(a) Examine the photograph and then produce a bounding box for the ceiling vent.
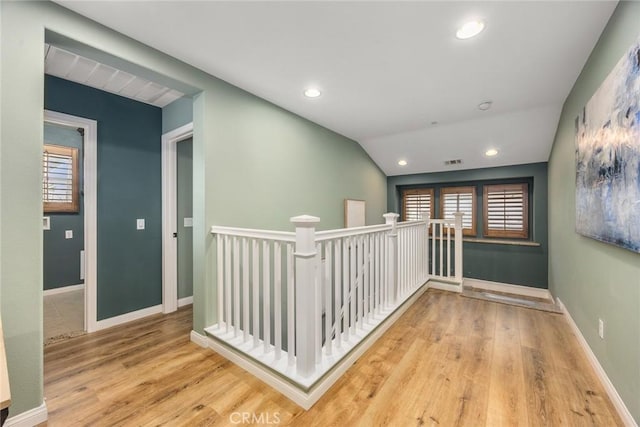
[444,159,462,165]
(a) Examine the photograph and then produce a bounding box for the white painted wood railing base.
[202,279,429,409]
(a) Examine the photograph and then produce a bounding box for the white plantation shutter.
[402,188,434,221]
[441,186,476,236]
[483,183,528,238]
[43,144,79,213]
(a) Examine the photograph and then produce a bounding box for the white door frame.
[44,110,98,333]
[162,122,194,314]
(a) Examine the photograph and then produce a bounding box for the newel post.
[383,213,399,304]
[290,214,320,378]
[453,212,464,285]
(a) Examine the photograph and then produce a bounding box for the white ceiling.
[45,44,184,108]
[56,1,617,175]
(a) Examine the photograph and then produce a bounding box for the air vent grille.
[444,159,462,165]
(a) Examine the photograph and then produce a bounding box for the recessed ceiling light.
[304,87,321,98]
[485,149,498,157]
[398,160,408,166]
[456,20,485,40]
[478,101,493,111]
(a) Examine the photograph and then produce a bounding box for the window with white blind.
[43,144,79,213]
[440,186,476,236]
[401,188,434,221]
[483,183,529,238]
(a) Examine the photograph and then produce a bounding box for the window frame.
[440,186,477,236]
[483,183,529,239]
[401,187,435,222]
[43,144,80,213]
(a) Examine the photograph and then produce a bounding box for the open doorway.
[43,111,98,343]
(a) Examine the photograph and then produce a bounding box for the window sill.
[462,237,541,247]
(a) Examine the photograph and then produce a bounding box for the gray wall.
[548,1,640,422]
[162,96,193,134]
[1,1,387,415]
[45,75,163,321]
[388,162,548,288]
[43,123,84,290]
[177,138,193,300]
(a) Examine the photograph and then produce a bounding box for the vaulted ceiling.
[56,1,617,175]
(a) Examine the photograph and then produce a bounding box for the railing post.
[453,212,464,285]
[421,211,430,281]
[383,213,399,304]
[291,214,320,378]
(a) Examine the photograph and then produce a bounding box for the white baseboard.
[557,298,637,427]
[202,283,429,410]
[96,304,163,331]
[463,277,551,300]
[5,401,48,427]
[428,281,462,293]
[190,330,209,348]
[178,296,193,307]
[43,283,84,297]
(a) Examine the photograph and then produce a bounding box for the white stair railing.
[206,211,461,392]
[428,212,464,285]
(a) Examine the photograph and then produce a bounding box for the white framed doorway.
[161,122,194,314]
[44,110,98,333]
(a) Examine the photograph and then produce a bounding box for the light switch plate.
[43,217,51,231]
[65,230,73,239]
[183,217,193,228]
[137,219,145,230]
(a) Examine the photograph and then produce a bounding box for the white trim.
[44,110,97,333]
[190,330,209,348]
[162,122,193,315]
[5,401,48,427]
[557,298,637,427]
[203,284,429,410]
[95,304,162,331]
[463,277,551,300]
[428,280,463,293]
[43,283,84,297]
[178,296,193,307]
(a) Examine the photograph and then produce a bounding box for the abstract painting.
[575,34,640,253]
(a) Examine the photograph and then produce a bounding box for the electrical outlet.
[598,318,604,339]
[65,230,73,239]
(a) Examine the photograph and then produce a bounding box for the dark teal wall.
[388,162,548,288]
[43,123,84,290]
[45,75,162,320]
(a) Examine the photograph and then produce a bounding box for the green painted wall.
[177,138,193,300]
[548,1,640,422]
[43,123,85,290]
[162,97,193,134]
[388,163,548,288]
[0,1,387,416]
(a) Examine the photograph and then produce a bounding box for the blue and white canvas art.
[575,35,640,253]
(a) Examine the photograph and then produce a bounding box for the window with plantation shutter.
[43,144,79,213]
[440,186,476,236]
[401,188,434,221]
[483,183,529,238]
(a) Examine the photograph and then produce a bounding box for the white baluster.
[325,242,333,355]
[263,240,271,353]
[242,238,249,341]
[224,235,231,333]
[252,239,259,347]
[274,241,282,360]
[342,237,349,342]
[286,244,294,365]
[334,240,342,349]
[216,235,223,327]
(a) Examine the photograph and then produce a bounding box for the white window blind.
[441,186,476,235]
[402,188,434,221]
[483,183,528,238]
[43,144,79,213]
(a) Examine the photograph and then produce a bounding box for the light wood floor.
[43,290,623,426]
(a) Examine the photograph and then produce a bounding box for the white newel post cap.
[420,210,431,221]
[290,215,320,227]
[383,212,399,225]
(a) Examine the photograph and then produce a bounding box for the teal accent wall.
[43,123,85,290]
[162,97,193,134]
[177,138,193,299]
[548,1,640,422]
[0,1,386,415]
[388,162,548,288]
[45,75,163,320]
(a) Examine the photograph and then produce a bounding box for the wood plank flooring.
[43,290,623,426]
